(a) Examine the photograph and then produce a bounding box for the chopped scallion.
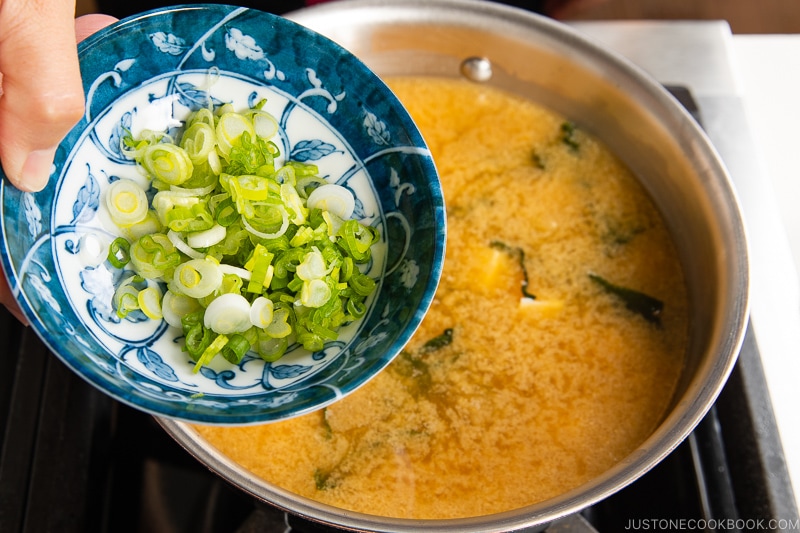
[105,99,380,372]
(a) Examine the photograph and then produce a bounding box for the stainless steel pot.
[159,1,750,531]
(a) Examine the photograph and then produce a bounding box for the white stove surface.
[570,20,800,512]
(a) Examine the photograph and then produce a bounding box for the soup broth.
[195,77,688,519]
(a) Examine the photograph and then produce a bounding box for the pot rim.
[159,1,750,530]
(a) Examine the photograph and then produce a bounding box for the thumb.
[75,13,118,43]
[0,0,86,192]
[0,9,116,324]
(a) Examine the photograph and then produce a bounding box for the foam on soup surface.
[195,77,688,519]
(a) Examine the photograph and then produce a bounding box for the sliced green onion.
[162,290,202,329]
[300,278,332,308]
[219,264,252,281]
[216,112,255,157]
[307,183,355,220]
[142,143,194,185]
[113,276,141,319]
[273,247,305,279]
[214,197,239,226]
[281,182,308,225]
[340,256,355,282]
[252,110,278,140]
[170,181,217,198]
[232,175,271,201]
[241,206,289,240]
[204,273,244,306]
[193,333,229,373]
[167,229,205,260]
[274,164,296,185]
[107,237,131,268]
[115,100,380,372]
[208,149,222,175]
[106,179,149,226]
[121,210,163,241]
[207,222,250,259]
[187,107,215,128]
[349,272,377,297]
[130,233,181,279]
[346,297,367,318]
[290,161,319,177]
[203,293,252,334]
[250,296,274,328]
[287,276,304,293]
[137,286,163,320]
[244,244,274,293]
[180,122,217,164]
[256,334,288,362]
[187,224,226,248]
[296,328,325,352]
[152,191,202,226]
[182,310,213,359]
[173,258,223,298]
[307,320,338,341]
[263,306,292,338]
[220,334,250,364]
[164,201,214,233]
[338,220,379,262]
[184,323,211,359]
[322,210,345,239]
[289,225,315,248]
[297,176,329,197]
[296,247,329,281]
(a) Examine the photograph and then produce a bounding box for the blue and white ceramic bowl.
[0,4,445,424]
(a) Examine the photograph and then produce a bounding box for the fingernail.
[20,148,57,192]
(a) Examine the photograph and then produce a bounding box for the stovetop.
[2,20,800,533]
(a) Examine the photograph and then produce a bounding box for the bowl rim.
[0,2,446,425]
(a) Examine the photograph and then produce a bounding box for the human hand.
[0,7,117,323]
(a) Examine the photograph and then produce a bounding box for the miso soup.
[195,77,688,519]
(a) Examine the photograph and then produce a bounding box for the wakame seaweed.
[561,121,581,152]
[532,151,546,170]
[589,273,663,324]
[314,468,337,490]
[490,241,536,300]
[421,328,454,353]
[320,408,333,440]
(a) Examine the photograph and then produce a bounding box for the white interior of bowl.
[56,73,386,396]
[160,1,750,530]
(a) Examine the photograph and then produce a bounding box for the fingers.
[0,8,118,325]
[75,13,118,43]
[0,0,85,192]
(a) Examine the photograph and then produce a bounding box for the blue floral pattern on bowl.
[0,5,445,424]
